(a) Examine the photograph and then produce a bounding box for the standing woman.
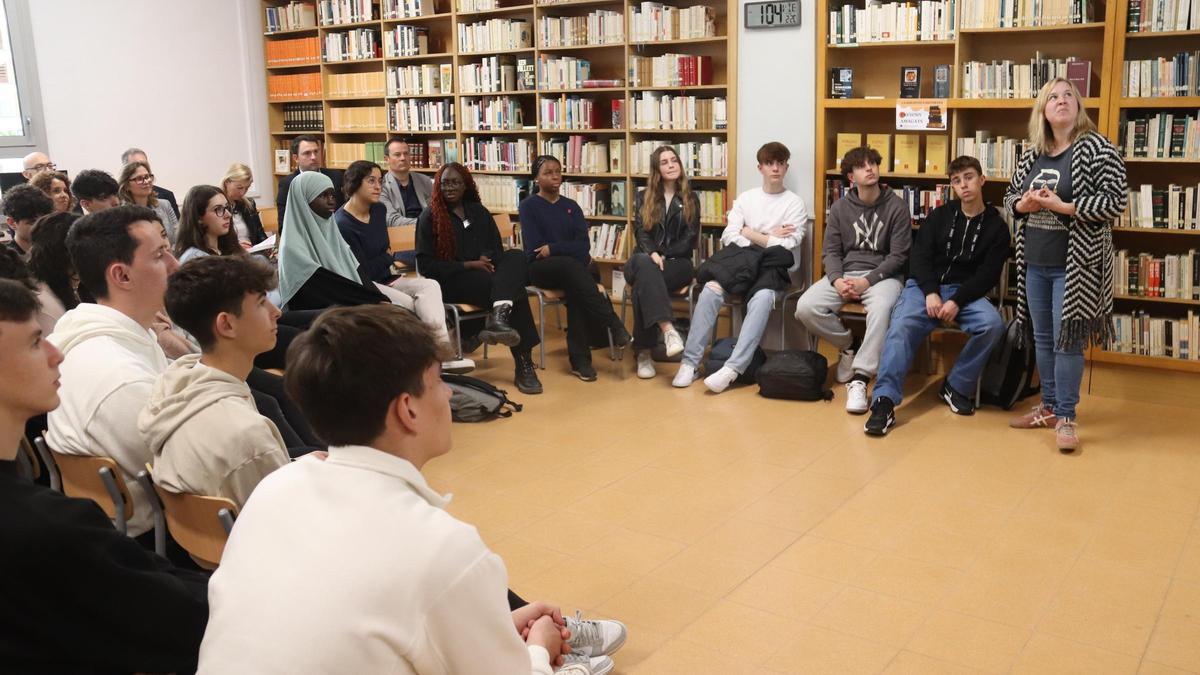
[519,155,629,381]
[416,162,543,394]
[1004,77,1126,453]
[119,160,179,243]
[174,186,242,264]
[624,146,697,379]
[221,163,269,248]
[30,170,74,214]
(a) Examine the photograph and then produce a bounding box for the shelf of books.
[262,0,736,295]
[1098,0,1200,370]
[818,0,1200,374]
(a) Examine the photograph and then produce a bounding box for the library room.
[1,0,1198,672]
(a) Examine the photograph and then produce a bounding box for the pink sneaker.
[1010,404,1056,429]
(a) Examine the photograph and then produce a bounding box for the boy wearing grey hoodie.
[795,147,910,414]
[140,255,293,510]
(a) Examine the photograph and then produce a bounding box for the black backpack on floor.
[980,318,1040,410]
[442,374,522,422]
[756,350,835,401]
[703,337,765,384]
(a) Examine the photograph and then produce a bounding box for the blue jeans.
[1026,264,1085,419]
[681,284,776,374]
[872,280,1006,406]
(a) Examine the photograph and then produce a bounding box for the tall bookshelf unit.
[815,0,1200,375]
[1103,0,1200,373]
[261,0,737,294]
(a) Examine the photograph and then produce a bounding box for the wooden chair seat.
[151,481,237,569]
[52,451,133,533]
[451,302,486,313]
[840,302,867,315]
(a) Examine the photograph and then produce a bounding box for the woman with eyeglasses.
[175,185,243,264]
[415,162,543,394]
[119,160,179,243]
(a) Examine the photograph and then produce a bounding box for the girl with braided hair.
[415,163,543,394]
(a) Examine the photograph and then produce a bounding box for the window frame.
[0,0,46,154]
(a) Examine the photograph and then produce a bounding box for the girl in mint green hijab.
[277,171,372,308]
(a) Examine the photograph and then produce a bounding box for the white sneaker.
[636,351,656,379]
[441,358,476,374]
[836,349,856,383]
[845,380,869,414]
[672,363,697,388]
[560,653,613,675]
[566,611,627,658]
[663,329,684,358]
[703,366,739,393]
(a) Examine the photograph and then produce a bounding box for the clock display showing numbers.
[744,0,800,29]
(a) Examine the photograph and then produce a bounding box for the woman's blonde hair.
[1028,77,1096,155]
[117,160,160,209]
[222,162,254,212]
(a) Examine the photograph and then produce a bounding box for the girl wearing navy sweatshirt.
[519,155,629,381]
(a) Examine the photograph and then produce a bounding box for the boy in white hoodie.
[46,205,179,540]
[140,255,293,510]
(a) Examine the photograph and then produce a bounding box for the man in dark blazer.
[275,135,346,228]
[121,148,179,218]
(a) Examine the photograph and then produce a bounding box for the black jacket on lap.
[697,244,794,299]
[910,200,1011,306]
[0,465,208,675]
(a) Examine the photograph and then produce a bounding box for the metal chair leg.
[537,296,547,369]
[34,436,60,493]
[448,305,464,360]
[98,466,127,535]
[218,508,236,536]
[135,469,166,557]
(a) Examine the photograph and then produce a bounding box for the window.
[0,0,43,152]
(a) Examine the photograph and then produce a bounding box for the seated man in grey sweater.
[795,146,910,415]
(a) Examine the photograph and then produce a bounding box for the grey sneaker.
[566,610,627,657]
[663,328,684,358]
[636,350,656,379]
[1056,418,1079,453]
[560,653,613,675]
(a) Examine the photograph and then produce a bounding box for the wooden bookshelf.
[262,0,736,286]
[819,0,1200,376]
[1103,0,1200,371]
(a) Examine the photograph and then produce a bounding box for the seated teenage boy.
[199,305,626,675]
[865,156,1009,435]
[46,205,179,541]
[673,141,807,393]
[0,279,209,674]
[794,146,910,414]
[139,255,297,510]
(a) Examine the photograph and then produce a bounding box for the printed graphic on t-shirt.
[852,213,886,251]
[1027,168,1066,233]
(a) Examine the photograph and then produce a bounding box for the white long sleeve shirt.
[198,445,553,675]
[46,303,170,537]
[720,186,808,250]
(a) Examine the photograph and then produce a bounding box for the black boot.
[513,351,543,394]
[480,303,521,347]
[609,318,631,348]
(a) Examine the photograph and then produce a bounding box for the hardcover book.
[933,65,951,98]
[900,66,921,98]
[866,133,892,173]
[894,134,920,173]
[1066,59,1093,97]
[830,67,853,98]
[836,133,862,164]
[925,135,948,175]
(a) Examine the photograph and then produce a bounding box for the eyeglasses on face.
[28,162,56,172]
[131,174,155,185]
[441,178,464,188]
[210,205,232,217]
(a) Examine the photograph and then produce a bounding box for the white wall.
[736,0,816,210]
[27,0,271,204]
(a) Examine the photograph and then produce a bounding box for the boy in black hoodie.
[865,156,1010,436]
[0,278,209,673]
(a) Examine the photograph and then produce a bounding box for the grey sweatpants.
[793,272,903,378]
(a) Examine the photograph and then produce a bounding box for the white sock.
[492,300,513,309]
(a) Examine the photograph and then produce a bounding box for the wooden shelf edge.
[1113,295,1200,306]
[1112,227,1200,235]
[1089,350,1200,372]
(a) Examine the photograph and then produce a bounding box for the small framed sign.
[745,0,801,29]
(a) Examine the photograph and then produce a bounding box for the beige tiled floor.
[430,334,1200,674]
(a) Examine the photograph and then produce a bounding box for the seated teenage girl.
[518,155,629,381]
[415,162,543,394]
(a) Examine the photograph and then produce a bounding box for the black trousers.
[623,253,694,350]
[528,256,619,361]
[434,249,539,354]
[246,367,325,452]
[253,309,324,372]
